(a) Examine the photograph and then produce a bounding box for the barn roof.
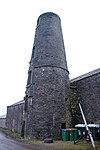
[0,114,6,119]
[71,68,100,82]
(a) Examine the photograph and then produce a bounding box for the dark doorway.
[21,121,25,138]
[61,123,66,129]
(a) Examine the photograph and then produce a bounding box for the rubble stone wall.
[71,69,100,124]
[6,101,24,133]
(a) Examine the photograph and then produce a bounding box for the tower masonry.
[24,12,71,139]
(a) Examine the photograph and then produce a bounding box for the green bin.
[62,129,69,141]
[67,128,78,141]
[69,130,74,141]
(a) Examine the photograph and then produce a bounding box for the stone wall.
[6,100,24,133]
[69,86,82,126]
[71,68,100,124]
[25,67,71,139]
[0,118,6,128]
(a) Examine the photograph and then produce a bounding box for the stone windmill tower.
[24,12,71,139]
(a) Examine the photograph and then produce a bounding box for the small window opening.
[27,70,32,85]
[65,98,68,101]
[24,95,28,112]
[61,123,66,129]
[21,120,25,138]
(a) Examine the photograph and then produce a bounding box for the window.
[24,95,28,112]
[27,70,32,85]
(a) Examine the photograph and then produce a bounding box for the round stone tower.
[25,12,71,139]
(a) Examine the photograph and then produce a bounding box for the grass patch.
[0,127,22,139]
[0,128,100,150]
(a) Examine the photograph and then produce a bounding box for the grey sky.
[0,0,100,115]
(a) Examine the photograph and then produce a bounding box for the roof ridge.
[71,68,100,82]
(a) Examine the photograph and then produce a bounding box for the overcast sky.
[0,0,100,115]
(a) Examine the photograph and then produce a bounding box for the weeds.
[0,128,100,150]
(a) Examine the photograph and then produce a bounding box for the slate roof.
[7,100,25,108]
[71,68,100,82]
[0,114,6,119]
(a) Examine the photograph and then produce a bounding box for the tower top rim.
[37,12,60,21]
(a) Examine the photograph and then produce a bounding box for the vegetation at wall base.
[0,128,100,150]
[0,127,22,139]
